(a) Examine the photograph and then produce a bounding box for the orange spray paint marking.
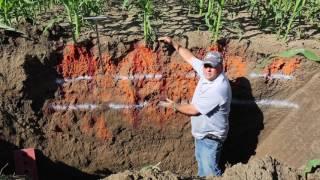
[196,48,207,60]
[224,55,247,80]
[80,114,95,136]
[157,45,168,101]
[208,44,220,52]
[80,114,112,140]
[95,116,112,140]
[264,58,301,75]
[131,45,156,127]
[131,44,157,73]
[116,44,158,128]
[59,44,98,78]
[196,45,225,61]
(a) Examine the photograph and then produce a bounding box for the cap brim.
[203,61,220,68]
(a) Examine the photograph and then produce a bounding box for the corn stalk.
[205,0,225,43]
[60,0,81,42]
[0,0,57,26]
[0,0,14,25]
[60,0,103,43]
[140,0,154,43]
[199,0,205,15]
[284,0,306,40]
[123,0,155,45]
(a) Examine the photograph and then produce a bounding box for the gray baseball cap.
[203,51,223,67]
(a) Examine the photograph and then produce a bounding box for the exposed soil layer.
[1,1,320,179]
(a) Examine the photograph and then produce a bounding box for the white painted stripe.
[255,99,299,108]
[232,99,299,109]
[50,103,99,111]
[114,73,163,81]
[249,72,293,80]
[49,98,299,111]
[55,75,93,84]
[108,101,148,109]
[55,72,200,84]
[49,101,148,111]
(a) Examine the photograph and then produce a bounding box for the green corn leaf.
[23,0,35,4]
[43,16,62,33]
[274,48,320,62]
[304,159,320,176]
[0,23,25,34]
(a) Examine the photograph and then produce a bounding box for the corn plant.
[199,0,205,15]
[248,0,260,18]
[304,0,320,26]
[284,0,306,40]
[248,0,308,40]
[0,0,34,25]
[0,0,56,27]
[0,0,14,25]
[60,0,103,43]
[123,0,155,45]
[205,0,225,43]
[140,0,154,44]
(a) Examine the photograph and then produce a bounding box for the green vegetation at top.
[122,0,155,45]
[274,48,320,62]
[186,0,320,41]
[60,0,104,42]
[0,0,104,43]
[205,0,225,42]
[1,0,319,43]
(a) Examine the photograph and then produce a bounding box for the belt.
[204,134,221,141]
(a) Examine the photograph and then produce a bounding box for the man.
[159,36,232,177]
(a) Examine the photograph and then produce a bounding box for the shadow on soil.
[0,139,16,175]
[0,140,100,180]
[36,150,101,180]
[221,77,264,167]
[23,53,62,113]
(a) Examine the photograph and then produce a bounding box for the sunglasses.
[204,64,215,68]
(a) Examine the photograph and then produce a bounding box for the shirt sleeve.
[191,57,203,77]
[192,91,223,115]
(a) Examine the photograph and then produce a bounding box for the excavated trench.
[1,31,320,179]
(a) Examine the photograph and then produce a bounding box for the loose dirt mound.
[103,156,320,180]
[220,156,300,180]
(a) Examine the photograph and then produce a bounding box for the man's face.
[202,63,221,81]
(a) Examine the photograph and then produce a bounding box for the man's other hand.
[159,98,175,109]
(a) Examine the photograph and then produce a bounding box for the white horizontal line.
[49,102,148,111]
[232,99,299,109]
[49,103,98,111]
[55,75,93,84]
[249,72,293,80]
[49,98,299,112]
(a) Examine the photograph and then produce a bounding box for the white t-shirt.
[190,57,232,141]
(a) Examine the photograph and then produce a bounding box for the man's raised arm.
[158,36,196,65]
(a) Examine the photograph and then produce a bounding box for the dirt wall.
[1,28,320,179]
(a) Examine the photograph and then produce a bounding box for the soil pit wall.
[41,37,307,176]
[1,32,320,179]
